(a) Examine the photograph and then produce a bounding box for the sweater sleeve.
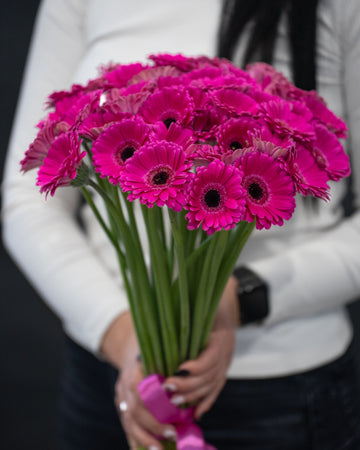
[2,0,223,353]
[1,0,128,353]
[247,0,360,326]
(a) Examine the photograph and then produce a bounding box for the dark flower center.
[163,117,176,129]
[153,171,169,185]
[121,147,135,162]
[204,189,221,208]
[248,182,264,200]
[230,141,242,151]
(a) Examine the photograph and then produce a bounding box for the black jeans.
[59,337,360,450]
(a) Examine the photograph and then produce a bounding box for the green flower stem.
[167,233,175,284]
[88,181,164,374]
[200,221,255,349]
[81,186,119,251]
[81,185,134,303]
[185,234,212,271]
[82,139,93,159]
[118,189,144,259]
[190,231,230,359]
[142,205,179,376]
[115,205,164,375]
[200,229,229,320]
[184,226,199,259]
[168,209,190,362]
[155,205,167,251]
[188,233,220,360]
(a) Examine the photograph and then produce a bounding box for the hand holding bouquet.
[21,53,350,449]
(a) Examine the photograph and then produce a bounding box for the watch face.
[234,267,269,324]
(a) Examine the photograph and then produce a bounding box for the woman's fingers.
[168,379,219,406]
[115,364,177,448]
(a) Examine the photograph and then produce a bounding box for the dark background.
[1,2,64,449]
[1,2,360,450]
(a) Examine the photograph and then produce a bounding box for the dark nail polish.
[136,354,142,362]
[174,369,190,377]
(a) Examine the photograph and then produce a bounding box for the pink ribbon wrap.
[138,374,217,450]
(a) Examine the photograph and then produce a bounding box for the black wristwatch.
[233,266,269,325]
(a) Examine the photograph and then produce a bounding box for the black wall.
[1,2,64,449]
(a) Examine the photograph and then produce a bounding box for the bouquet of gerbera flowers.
[21,53,350,450]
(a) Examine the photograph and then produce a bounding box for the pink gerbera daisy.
[249,125,295,160]
[217,117,261,153]
[92,118,150,184]
[103,89,151,115]
[150,122,194,150]
[36,130,85,197]
[236,151,296,229]
[311,124,351,181]
[120,141,192,211]
[139,87,194,128]
[286,145,330,200]
[102,62,147,88]
[128,65,181,85]
[185,160,246,234]
[78,105,132,140]
[191,105,225,140]
[62,91,101,127]
[149,53,196,72]
[260,99,315,143]
[190,143,224,167]
[303,93,348,138]
[211,88,259,116]
[21,121,69,172]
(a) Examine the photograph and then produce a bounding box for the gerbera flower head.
[247,62,296,99]
[36,130,85,197]
[102,62,147,88]
[92,118,150,184]
[149,53,196,72]
[236,151,296,229]
[311,124,351,181]
[303,93,348,138]
[190,143,223,167]
[185,65,224,83]
[286,145,330,200]
[211,88,259,116]
[250,125,295,160]
[150,122,194,150]
[217,116,261,153]
[128,65,181,85]
[120,141,192,211]
[185,160,246,234]
[191,105,225,140]
[139,87,194,128]
[260,99,315,143]
[103,89,151,115]
[21,121,69,172]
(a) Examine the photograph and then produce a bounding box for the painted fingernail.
[162,383,177,392]
[170,395,185,405]
[174,369,190,377]
[163,428,177,440]
[148,446,160,450]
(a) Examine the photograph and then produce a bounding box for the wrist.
[213,276,240,330]
[100,311,138,370]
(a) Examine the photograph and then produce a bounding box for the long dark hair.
[217,0,319,91]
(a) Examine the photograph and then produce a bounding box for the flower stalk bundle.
[21,53,350,449]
